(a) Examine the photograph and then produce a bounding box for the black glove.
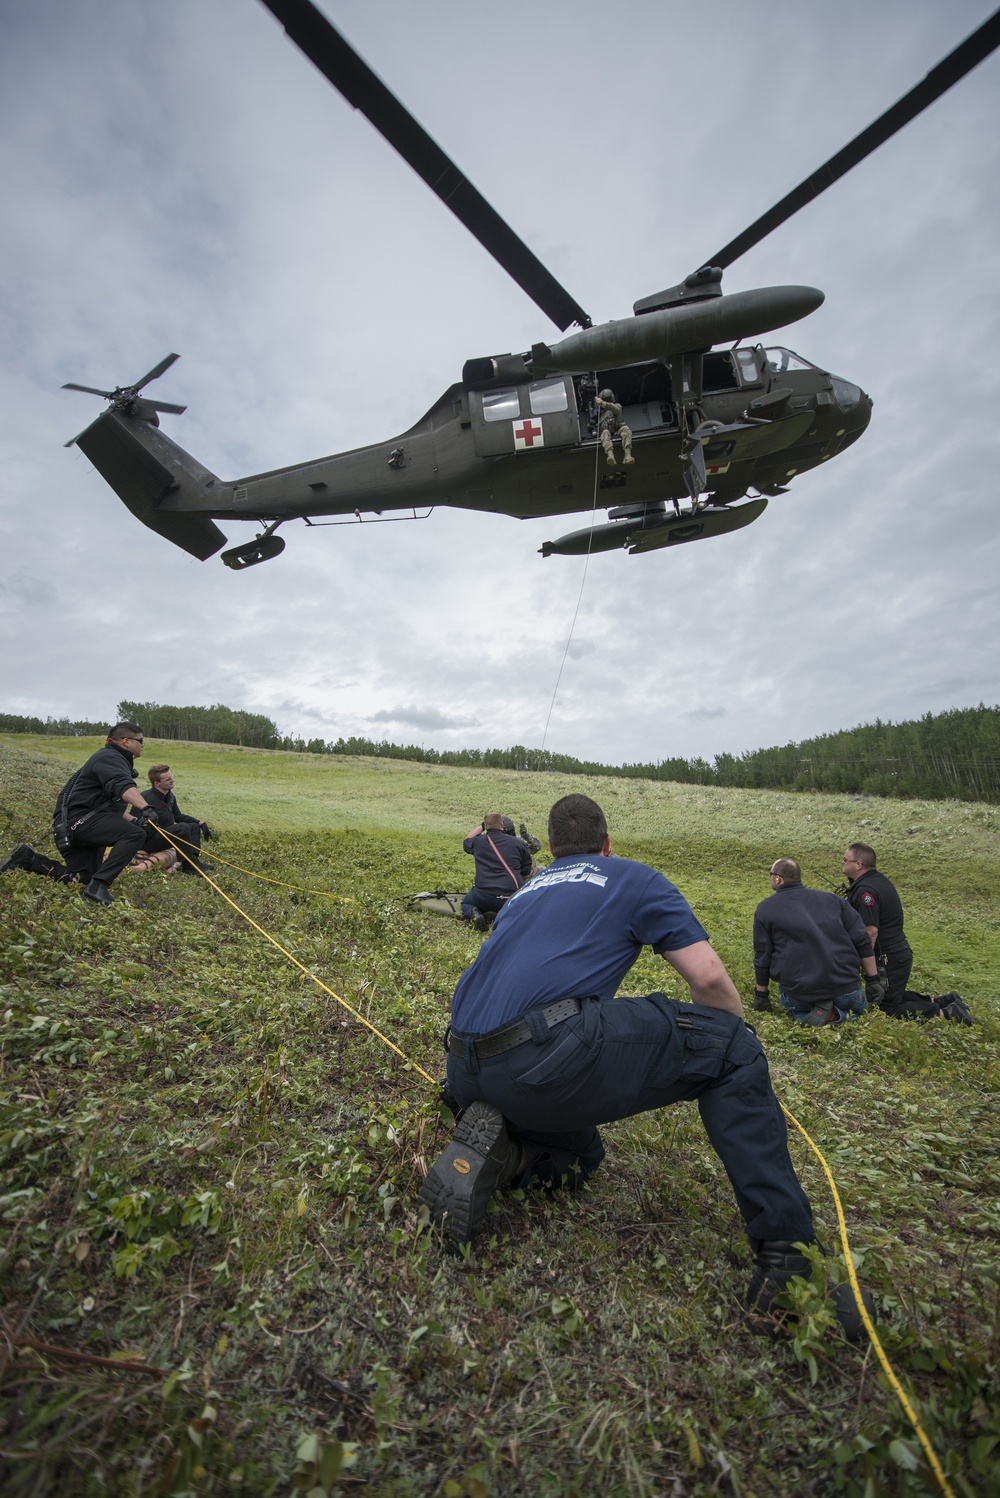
[752,988,773,1013]
[864,974,888,1008]
[200,822,213,840]
[133,805,158,827]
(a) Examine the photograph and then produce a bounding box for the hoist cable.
[538,435,603,759]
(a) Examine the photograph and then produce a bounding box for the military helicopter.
[62,2,1000,569]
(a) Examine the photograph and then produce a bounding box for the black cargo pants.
[447,993,815,1249]
[65,810,146,886]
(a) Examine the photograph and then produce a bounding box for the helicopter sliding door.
[469,375,579,457]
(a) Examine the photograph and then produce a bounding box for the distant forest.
[2,702,999,804]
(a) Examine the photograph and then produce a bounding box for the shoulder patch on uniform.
[861,891,876,906]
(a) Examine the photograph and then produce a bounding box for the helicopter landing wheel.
[221,525,286,569]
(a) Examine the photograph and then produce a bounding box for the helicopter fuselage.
[93,338,868,564]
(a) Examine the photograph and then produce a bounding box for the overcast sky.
[2,0,998,764]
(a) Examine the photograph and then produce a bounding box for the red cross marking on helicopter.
[513,418,544,450]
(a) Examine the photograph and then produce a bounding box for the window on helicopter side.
[481,387,522,422]
[735,348,763,385]
[764,348,814,375]
[528,379,569,415]
[702,352,740,392]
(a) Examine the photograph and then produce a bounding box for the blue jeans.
[778,986,867,1024]
[460,887,508,922]
[447,994,814,1249]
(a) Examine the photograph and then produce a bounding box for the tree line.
[2,702,999,803]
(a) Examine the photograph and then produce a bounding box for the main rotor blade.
[704,7,1000,271]
[62,383,113,397]
[257,0,591,330]
[134,352,180,391]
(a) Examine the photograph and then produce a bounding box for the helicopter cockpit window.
[764,347,814,374]
[735,348,762,384]
[528,378,568,415]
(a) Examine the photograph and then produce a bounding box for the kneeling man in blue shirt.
[419,795,871,1335]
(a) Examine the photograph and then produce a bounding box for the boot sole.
[418,1102,509,1245]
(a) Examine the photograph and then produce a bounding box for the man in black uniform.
[842,843,912,1010]
[142,765,214,874]
[460,813,532,930]
[0,722,157,904]
[753,858,884,1025]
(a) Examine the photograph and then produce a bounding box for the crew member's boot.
[82,878,114,906]
[1,844,74,881]
[1,843,37,873]
[745,1240,875,1341]
[802,1001,835,1026]
[418,1100,524,1245]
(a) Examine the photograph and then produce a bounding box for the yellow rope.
[141,825,959,1490]
[152,823,353,901]
[152,824,435,1085]
[780,1103,956,1498]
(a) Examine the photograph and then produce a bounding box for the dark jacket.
[54,742,136,828]
[463,828,533,897]
[845,870,909,956]
[142,785,198,828]
[754,882,874,1001]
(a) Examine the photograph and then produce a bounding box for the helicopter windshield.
[764,347,814,374]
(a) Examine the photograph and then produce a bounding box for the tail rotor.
[62,353,186,446]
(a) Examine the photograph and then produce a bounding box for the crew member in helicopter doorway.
[594,389,634,467]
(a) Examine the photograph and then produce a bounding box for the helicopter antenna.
[257,0,592,331]
[702,6,1000,272]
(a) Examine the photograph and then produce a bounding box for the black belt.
[449,997,582,1060]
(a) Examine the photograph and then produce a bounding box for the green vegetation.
[5,701,1000,802]
[1,735,998,1495]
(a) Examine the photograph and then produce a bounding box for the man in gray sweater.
[753,858,884,1025]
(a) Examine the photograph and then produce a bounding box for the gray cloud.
[369,706,481,731]
[2,1,998,766]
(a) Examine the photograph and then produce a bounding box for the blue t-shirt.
[451,854,708,1034]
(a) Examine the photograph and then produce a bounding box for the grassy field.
[0,735,997,1496]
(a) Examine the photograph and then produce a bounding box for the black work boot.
[81,879,114,906]
[745,1240,875,1341]
[417,1101,522,1245]
[802,1001,835,1027]
[0,843,35,873]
